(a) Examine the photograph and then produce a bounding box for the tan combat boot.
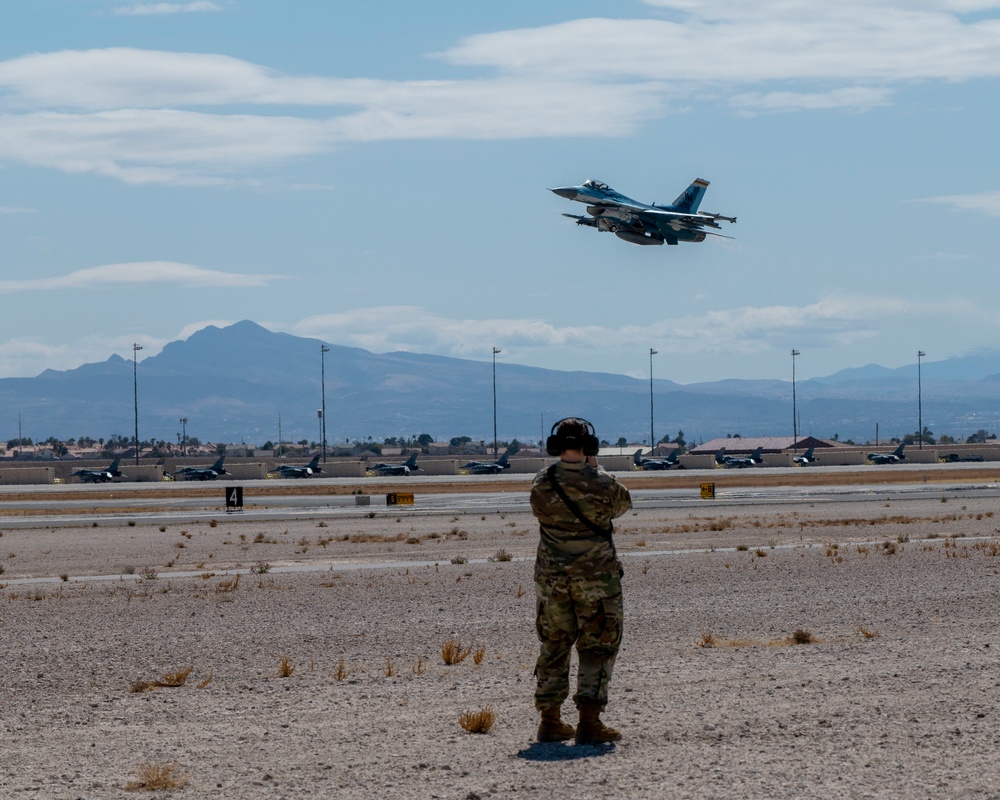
[537,707,575,742]
[575,703,621,745]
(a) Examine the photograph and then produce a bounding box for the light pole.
[649,348,658,452]
[179,417,187,455]
[321,344,329,462]
[917,350,926,449]
[132,343,142,466]
[492,347,501,458]
[791,349,800,452]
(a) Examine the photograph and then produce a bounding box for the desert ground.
[4,472,1000,799]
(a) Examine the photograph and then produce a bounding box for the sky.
[1,0,999,386]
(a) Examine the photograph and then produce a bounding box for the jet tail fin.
[405,453,419,469]
[670,178,710,213]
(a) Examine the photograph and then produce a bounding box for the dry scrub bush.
[488,547,513,562]
[413,656,426,675]
[333,656,352,681]
[159,665,194,687]
[384,657,397,677]
[459,706,495,734]
[697,632,717,648]
[130,665,194,693]
[441,638,473,665]
[215,573,240,593]
[472,645,486,665]
[859,626,879,639]
[789,629,816,645]
[124,762,188,792]
[278,656,295,677]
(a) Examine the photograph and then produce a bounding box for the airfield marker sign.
[225,486,244,512]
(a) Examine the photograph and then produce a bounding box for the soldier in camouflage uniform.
[531,418,632,744]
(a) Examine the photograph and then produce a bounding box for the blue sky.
[1,0,999,384]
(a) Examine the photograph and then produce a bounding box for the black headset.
[546,417,600,457]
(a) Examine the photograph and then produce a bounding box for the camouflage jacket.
[530,460,632,574]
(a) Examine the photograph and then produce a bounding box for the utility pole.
[918,350,926,449]
[132,343,143,466]
[492,347,501,458]
[321,344,329,462]
[791,349,800,452]
[649,348,658,452]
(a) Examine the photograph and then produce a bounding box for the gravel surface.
[4,489,1000,798]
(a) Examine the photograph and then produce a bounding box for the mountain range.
[1,320,998,446]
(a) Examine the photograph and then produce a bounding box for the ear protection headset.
[546,417,600,457]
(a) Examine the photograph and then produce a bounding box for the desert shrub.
[459,706,495,734]
[789,629,815,645]
[124,762,187,791]
[441,638,472,665]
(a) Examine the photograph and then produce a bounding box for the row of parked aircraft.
[629,444,905,470]
[70,442,915,482]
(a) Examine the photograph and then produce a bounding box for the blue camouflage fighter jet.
[550,178,735,246]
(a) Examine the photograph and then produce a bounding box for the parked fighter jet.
[716,447,764,468]
[71,458,125,483]
[868,443,906,464]
[633,448,684,470]
[549,178,735,246]
[792,447,818,465]
[461,452,510,475]
[367,453,419,476]
[269,454,323,479]
[171,455,227,481]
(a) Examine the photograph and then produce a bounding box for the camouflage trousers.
[534,566,623,711]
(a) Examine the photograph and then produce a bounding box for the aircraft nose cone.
[549,187,577,199]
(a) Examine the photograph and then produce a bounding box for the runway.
[1,462,997,528]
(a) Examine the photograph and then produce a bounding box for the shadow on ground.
[516,741,616,762]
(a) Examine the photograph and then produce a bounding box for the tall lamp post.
[917,350,926,449]
[492,347,501,458]
[132,343,142,466]
[791,349,800,452]
[320,344,329,462]
[179,417,187,456]
[649,348,658,452]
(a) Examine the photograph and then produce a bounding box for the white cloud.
[290,294,982,363]
[0,2,998,184]
[113,2,221,15]
[730,87,894,114]
[0,262,285,293]
[917,190,1000,216]
[438,4,1000,84]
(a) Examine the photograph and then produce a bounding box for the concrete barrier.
[0,467,56,484]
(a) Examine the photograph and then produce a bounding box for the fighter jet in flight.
[71,458,125,483]
[550,178,735,246]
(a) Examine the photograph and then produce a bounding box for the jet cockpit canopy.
[582,179,609,191]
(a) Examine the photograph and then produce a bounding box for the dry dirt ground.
[4,476,1000,798]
